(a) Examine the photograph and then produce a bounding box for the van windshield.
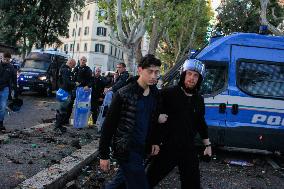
[22,60,50,71]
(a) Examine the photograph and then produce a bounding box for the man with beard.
[146,58,212,189]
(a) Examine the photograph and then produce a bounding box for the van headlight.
[38,76,47,81]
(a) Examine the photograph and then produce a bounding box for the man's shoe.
[0,126,6,133]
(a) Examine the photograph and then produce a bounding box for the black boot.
[54,112,67,133]
[0,121,6,133]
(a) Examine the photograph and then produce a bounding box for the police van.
[18,49,69,96]
[163,33,284,153]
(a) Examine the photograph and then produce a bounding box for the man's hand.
[158,114,168,124]
[84,86,89,91]
[151,145,160,156]
[100,159,110,172]
[203,146,212,156]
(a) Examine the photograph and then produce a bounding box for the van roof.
[31,49,69,58]
[195,33,284,62]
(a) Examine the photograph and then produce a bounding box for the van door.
[226,45,284,151]
[201,61,228,145]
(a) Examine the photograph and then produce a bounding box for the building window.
[115,47,117,57]
[95,44,105,53]
[73,14,77,22]
[79,14,83,21]
[66,29,69,38]
[64,44,68,52]
[84,27,89,35]
[87,10,90,19]
[77,43,80,52]
[84,43,88,51]
[72,29,76,37]
[110,46,113,55]
[70,44,74,52]
[97,27,107,36]
[122,52,124,60]
[78,27,81,36]
[118,50,120,59]
[98,9,106,17]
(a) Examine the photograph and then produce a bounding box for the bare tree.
[105,0,148,73]
[260,0,284,35]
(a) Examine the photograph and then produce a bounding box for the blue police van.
[18,49,69,96]
[163,33,284,154]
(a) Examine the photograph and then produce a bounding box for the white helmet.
[182,59,205,78]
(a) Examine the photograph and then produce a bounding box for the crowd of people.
[0,51,212,189]
[55,56,129,133]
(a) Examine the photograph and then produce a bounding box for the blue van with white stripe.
[163,33,284,153]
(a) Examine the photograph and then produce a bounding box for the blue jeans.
[0,87,9,121]
[105,151,149,189]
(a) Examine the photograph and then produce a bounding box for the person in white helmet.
[146,59,212,189]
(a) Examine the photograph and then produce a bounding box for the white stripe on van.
[205,95,284,113]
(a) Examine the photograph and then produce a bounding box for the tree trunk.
[148,19,163,55]
[135,38,143,65]
[123,47,136,74]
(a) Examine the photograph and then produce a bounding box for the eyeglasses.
[116,66,122,69]
[81,59,87,61]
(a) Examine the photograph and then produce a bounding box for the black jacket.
[159,85,208,150]
[99,81,161,161]
[58,64,76,93]
[73,65,92,87]
[0,62,17,91]
[112,71,129,93]
[91,75,106,100]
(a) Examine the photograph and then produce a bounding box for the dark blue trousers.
[105,151,149,189]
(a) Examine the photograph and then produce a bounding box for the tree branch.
[116,0,127,43]
[260,0,284,35]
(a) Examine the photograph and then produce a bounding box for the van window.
[237,60,284,99]
[200,64,227,96]
[23,60,50,70]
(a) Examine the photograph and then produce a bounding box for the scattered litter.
[31,144,38,148]
[11,171,26,180]
[224,159,254,167]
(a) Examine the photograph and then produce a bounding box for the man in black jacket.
[99,54,162,189]
[54,59,76,133]
[146,59,212,189]
[0,52,17,133]
[90,67,106,124]
[105,62,129,93]
[73,56,92,90]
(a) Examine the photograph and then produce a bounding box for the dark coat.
[91,75,106,100]
[73,65,92,87]
[0,62,17,91]
[112,71,129,93]
[99,81,161,161]
[58,64,76,93]
[159,85,208,151]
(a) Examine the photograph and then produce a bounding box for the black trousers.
[146,145,201,189]
[91,99,103,124]
[55,96,74,127]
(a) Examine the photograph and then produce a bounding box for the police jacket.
[112,71,129,93]
[73,65,92,87]
[91,76,106,100]
[0,62,17,91]
[58,64,76,93]
[99,81,161,161]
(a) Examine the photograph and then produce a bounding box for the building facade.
[58,0,124,72]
